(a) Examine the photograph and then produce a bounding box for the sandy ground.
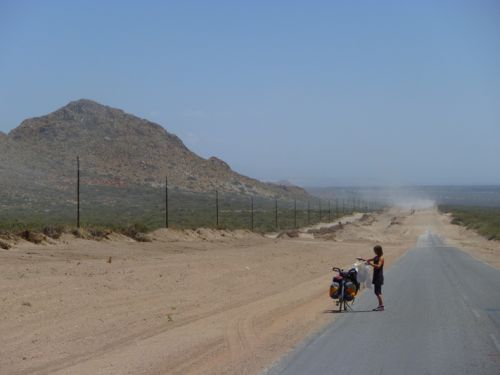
[1,208,498,375]
[423,210,500,269]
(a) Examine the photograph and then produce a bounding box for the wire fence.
[0,158,381,233]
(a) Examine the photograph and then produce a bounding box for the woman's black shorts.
[374,283,382,295]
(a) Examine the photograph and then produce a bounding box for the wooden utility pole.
[76,156,80,228]
[250,197,254,231]
[165,176,169,228]
[294,199,297,228]
[275,199,278,230]
[215,190,219,228]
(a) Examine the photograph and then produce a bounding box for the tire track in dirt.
[38,274,333,375]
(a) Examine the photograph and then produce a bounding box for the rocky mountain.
[1,99,308,199]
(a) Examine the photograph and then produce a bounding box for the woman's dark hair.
[373,245,383,256]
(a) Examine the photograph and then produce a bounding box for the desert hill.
[1,99,308,199]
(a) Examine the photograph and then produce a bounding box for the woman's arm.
[369,256,384,269]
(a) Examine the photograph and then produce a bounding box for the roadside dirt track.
[1,208,497,374]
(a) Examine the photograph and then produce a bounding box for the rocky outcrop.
[1,99,309,199]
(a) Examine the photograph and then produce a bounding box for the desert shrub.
[0,239,11,250]
[43,225,65,239]
[122,222,151,241]
[441,205,500,241]
[88,228,111,240]
[18,230,44,244]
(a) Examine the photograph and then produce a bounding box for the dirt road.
[1,208,497,374]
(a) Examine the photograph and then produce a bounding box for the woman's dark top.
[372,255,384,285]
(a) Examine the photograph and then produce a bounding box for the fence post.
[251,197,254,231]
[215,190,219,228]
[165,176,169,228]
[294,199,297,228]
[342,199,345,215]
[319,199,322,222]
[336,198,339,219]
[275,199,278,230]
[329,200,331,222]
[307,201,310,225]
[76,155,80,228]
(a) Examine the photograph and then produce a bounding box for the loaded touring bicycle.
[329,266,361,312]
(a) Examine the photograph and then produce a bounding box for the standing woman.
[366,245,384,311]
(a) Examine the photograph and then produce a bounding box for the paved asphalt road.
[265,232,500,375]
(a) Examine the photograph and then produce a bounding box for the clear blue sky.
[1,0,499,186]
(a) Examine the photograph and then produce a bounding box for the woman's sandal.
[372,305,385,311]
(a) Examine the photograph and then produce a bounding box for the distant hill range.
[0,99,308,199]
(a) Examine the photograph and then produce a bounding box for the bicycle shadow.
[323,309,374,314]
